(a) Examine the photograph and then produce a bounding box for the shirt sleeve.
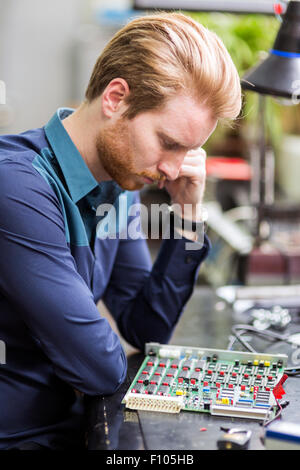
[0,158,127,396]
[103,192,210,351]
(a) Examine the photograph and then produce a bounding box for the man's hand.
[160,147,207,222]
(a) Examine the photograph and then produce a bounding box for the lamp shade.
[242,0,300,98]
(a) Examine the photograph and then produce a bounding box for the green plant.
[187,13,278,76]
[185,12,282,152]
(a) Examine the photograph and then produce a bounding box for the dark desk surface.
[85,287,300,450]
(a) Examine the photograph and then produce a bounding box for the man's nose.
[157,157,183,181]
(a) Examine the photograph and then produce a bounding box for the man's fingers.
[184,149,206,166]
[179,164,206,178]
[183,156,206,166]
[186,148,206,158]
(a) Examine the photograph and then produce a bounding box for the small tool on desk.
[217,427,252,450]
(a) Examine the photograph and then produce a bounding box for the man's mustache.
[138,171,166,183]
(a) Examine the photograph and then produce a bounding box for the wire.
[284,366,300,376]
[230,324,292,352]
[228,324,300,376]
[262,399,283,428]
[230,327,257,353]
[233,324,291,343]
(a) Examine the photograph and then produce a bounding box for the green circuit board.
[122,343,288,420]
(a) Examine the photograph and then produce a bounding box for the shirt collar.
[44,107,99,203]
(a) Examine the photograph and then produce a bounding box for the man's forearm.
[106,234,210,351]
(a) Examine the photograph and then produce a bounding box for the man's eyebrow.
[157,131,200,150]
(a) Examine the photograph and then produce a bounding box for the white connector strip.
[124,393,184,414]
[211,404,270,420]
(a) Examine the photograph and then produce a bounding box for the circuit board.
[122,343,288,420]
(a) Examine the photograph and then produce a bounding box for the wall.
[0,0,90,134]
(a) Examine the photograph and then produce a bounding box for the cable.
[230,324,292,352]
[230,327,257,353]
[263,401,282,427]
[284,366,300,376]
[228,324,300,376]
[232,324,292,344]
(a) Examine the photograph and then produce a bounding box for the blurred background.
[0,0,126,132]
[1,0,300,291]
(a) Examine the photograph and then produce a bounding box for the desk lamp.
[242,0,300,100]
[240,0,300,283]
[242,0,300,236]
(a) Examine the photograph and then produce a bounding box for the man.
[0,12,241,449]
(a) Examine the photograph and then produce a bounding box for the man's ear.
[101,78,130,118]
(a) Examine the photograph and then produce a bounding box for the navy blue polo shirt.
[0,108,210,449]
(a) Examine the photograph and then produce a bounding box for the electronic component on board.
[122,343,288,420]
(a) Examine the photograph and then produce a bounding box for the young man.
[0,13,241,449]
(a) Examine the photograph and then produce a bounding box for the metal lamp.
[242,0,300,100]
[239,1,300,285]
[241,1,300,242]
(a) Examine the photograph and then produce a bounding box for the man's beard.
[95,117,162,191]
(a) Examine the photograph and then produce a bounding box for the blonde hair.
[85,12,241,121]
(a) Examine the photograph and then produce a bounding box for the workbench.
[85,287,300,451]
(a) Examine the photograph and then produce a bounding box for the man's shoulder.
[0,127,47,164]
[0,127,58,201]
